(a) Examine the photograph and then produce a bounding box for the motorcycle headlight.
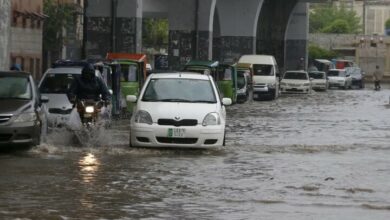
[14,112,37,123]
[85,106,95,113]
[134,110,153,125]
[202,112,221,126]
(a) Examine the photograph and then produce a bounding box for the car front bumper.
[252,86,276,98]
[0,121,40,146]
[328,81,345,87]
[130,123,225,148]
[312,84,327,90]
[280,85,310,93]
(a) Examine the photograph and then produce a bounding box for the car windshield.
[283,72,308,80]
[328,70,345,77]
[39,73,77,94]
[309,72,325,79]
[0,76,32,100]
[120,64,138,82]
[253,64,273,76]
[142,78,217,103]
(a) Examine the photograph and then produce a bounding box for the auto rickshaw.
[235,63,253,103]
[183,60,238,104]
[106,53,147,113]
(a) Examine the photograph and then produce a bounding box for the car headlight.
[85,106,95,113]
[202,112,221,126]
[133,110,153,125]
[303,83,310,86]
[267,83,276,88]
[14,112,37,123]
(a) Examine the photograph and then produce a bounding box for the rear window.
[253,64,273,76]
[39,73,76,94]
[120,64,138,82]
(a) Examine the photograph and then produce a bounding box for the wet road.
[1,86,390,219]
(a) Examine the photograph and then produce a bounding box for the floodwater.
[1,86,390,220]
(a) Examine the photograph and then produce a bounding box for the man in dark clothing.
[69,64,111,102]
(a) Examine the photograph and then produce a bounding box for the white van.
[238,55,280,100]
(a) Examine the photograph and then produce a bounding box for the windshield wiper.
[158,99,192,102]
[191,100,217,103]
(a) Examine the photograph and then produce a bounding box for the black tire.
[223,132,226,146]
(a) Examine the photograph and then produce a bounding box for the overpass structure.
[85,0,326,70]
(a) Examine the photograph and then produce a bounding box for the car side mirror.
[40,95,49,103]
[126,95,137,103]
[222,98,232,106]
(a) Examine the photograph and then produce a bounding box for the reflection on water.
[78,153,100,183]
[1,89,390,219]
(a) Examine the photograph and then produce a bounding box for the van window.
[253,64,274,76]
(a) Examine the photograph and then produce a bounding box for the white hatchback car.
[280,71,311,94]
[127,73,232,148]
[327,69,352,89]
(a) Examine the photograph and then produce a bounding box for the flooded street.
[1,86,390,219]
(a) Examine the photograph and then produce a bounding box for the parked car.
[0,71,48,147]
[280,70,311,94]
[238,55,280,100]
[327,69,352,89]
[39,61,105,127]
[127,72,232,148]
[345,67,365,89]
[309,71,328,91]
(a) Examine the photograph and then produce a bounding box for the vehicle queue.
[0,53,366,149]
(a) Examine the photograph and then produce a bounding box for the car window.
[0,76,32,100]
[283,72,308,80]
[120,64,138,82]
[142,78,217,103]
[309,72,325,79]
[217,67,232,80]
[253,64,274,76]
[39,73,76,94]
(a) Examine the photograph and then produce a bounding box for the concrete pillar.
[214,0,263,63]
[257,0,298,69]
[284,2,309,71]
[0,0,11,70]
[86,0,142,58]
[167,0,216,70]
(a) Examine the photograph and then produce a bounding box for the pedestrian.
[373,65,383,90]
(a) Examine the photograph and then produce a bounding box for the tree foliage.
[142,18,168,48]
[43,0,77,52]
[385,18,390,29]
[309,44,338,60]
[310,4,361,34]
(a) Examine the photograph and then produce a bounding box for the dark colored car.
[0,71,48,147]
[346,67,365,89]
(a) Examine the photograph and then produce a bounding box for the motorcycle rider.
[69,63,111,103]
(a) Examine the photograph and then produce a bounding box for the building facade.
[0,0,11,71]
[10,0,44,79]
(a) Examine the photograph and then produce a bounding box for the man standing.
[373,65,383,90]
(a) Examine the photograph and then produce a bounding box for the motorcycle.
[70,99,111,146]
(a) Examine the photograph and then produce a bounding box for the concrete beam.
[213,0,264,63]
[285,2,309,71]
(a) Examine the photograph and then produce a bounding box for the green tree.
[142,18,168,48]
[43,0,77,57]
[310,4,361,34]
[385,18,390,30]
[309,44,338,60]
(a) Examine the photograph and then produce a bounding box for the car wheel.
[223,132,226,146]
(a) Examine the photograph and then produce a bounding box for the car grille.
[49,108,73,115]
[158,119,198,127]
[0,134,12,142]
[0,114,13,124]
[156,137,198,144]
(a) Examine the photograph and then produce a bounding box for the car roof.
[0,71,31,77]
[45,67,82,74]
[149,72,210,80]
[185,60,219,68]
[238,55,276,65]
